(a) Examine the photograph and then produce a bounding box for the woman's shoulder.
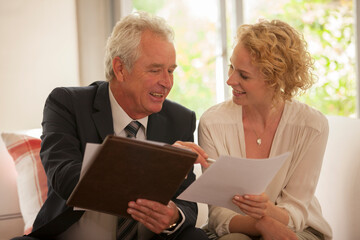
[285,100,328,131]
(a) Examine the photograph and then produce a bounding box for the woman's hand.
[173,141,209,168]
[232,192,274,219]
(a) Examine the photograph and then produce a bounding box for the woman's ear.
[112,56,126,82]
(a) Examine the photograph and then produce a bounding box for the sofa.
[1,116,359,239]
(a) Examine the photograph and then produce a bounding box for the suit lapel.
[147,112,168,143]
[92,81,114,142]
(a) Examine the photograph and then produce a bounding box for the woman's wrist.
[229,215,260,236]
[268,204,290,226]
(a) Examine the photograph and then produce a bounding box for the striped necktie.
[124,121,141,138]
[117,121,142,240]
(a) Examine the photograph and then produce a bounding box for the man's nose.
[159,70,172,88]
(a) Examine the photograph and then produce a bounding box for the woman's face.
[227,43,273,107]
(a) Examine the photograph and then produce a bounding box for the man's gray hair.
[104,11,174,81]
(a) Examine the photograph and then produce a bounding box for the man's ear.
[112,56,126,82]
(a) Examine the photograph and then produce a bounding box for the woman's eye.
[228,65,249,79]
[240,73,249,80]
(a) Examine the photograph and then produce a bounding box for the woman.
[198,19,332,240]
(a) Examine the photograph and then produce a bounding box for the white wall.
[0,0,80,131]
[76,0,114,87]
[0,0,123,132]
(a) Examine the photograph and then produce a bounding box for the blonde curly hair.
[236,19,315,103]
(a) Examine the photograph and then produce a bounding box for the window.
[131,0,219,118]
[121,0,357,118]
[243,0,356,117]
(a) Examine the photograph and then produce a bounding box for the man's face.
[118,31,177,119]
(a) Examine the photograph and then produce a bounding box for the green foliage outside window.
[133,0,216,118]
[265,0,356,117]
[133,0,356,118]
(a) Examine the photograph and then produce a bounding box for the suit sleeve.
[164,110,198,239]
[40,87,83,200]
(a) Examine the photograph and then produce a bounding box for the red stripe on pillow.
[7,138,41,162]
[23,139,48,207]
[24,227,32,235]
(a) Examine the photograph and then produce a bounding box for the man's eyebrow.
[147,63,177,69]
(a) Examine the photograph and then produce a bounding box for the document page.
[80,143,101,179]
[178,152,290,214]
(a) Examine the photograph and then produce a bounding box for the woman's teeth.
[234,89,246,94]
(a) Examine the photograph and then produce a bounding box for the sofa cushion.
[0,136,24,239]
[1,133,48,235]
[315,116,360,239]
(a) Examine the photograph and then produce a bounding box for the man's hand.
[127,199,179,234]
[173,141,209,168]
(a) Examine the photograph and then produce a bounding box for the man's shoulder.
[148,99,196,143]
[50,81,107,94]
[48,81,108,101]
[161,99,195,116]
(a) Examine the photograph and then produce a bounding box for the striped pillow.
[1,133,48,234]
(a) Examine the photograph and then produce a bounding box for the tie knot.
[124,121,141,138]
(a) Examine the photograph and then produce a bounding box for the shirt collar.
[108,85,148,136]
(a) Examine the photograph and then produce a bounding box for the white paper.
[73,143,101,211]
[80,143,101,179]
[178,152,290,214]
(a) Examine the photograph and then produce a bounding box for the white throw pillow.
[1,132,48,235]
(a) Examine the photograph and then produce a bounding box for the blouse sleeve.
[198,116,239,236]
[198,116,218,159]
[276,116,329,231]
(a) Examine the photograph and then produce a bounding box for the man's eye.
[150,69,160,73]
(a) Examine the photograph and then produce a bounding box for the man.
[12,12,209,240]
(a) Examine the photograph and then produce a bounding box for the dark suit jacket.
[29,81,198,239]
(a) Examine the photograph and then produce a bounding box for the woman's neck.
[242,100,285,158]
[243,101,285,129]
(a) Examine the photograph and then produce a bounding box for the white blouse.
[198,99,332,239]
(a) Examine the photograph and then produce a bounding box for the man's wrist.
[162,207,185,234]
[166,211,182,230]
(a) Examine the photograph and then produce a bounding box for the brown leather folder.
[67,135,197,218]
